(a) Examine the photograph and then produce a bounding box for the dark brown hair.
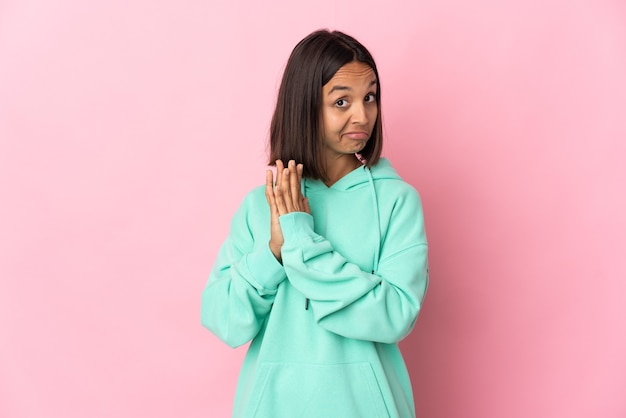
[268,29,383,180]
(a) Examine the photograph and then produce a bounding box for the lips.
[343,131,370,140]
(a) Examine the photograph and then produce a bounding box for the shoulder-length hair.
[268,29,383,181]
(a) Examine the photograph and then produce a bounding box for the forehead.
[325,61,376,86]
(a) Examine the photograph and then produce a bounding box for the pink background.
[1,0,625,417]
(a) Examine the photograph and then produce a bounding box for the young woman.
[201,29,429,418]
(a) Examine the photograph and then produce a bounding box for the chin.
[353,142,368,153]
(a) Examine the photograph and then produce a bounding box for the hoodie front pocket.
[247,362,390,418]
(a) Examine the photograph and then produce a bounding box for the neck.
[323,154,362,187]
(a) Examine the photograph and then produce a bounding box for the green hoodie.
[201,158,428,418]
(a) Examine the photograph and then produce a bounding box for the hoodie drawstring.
[364,165,381,275]
[303,178,310,310]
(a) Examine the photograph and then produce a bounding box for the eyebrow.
[328,80,377,95]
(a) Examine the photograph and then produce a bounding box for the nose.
[350,102,368,125]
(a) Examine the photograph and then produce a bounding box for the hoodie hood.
[303,157,401,275]
[303,158,401,193]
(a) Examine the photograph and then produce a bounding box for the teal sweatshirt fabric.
[201,158,428,418]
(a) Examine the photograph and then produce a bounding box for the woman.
[201,29,428,418]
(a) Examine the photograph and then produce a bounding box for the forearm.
[280,212,428,343]
[201,240,287,347]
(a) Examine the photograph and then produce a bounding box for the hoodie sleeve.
[201,191,286,348]
[279,187,428,344]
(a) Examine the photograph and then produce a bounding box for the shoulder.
[378,180,424,218]
[372,160,428,243]
[230,185,269,223]
[371,159,423,205]
[223,185,270,245]
[240,185,268,207]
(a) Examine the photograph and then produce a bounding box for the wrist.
[269,241,282,264]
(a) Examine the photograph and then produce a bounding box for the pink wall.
[1,0,625,417]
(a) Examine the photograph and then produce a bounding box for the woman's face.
[320,61,378,161]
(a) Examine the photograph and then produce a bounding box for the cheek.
[368,108,378,127]
[325,113,346,132]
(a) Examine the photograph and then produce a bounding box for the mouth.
[343,131,370,140]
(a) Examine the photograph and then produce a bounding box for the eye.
[364,93,376,103]
[335,99,348,108]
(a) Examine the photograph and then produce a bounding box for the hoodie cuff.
[244,245,286,293]
[279,212,315,243]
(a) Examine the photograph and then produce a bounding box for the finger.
[297,163,306,209]
[297,163,303,184]
[289,160,301,211]
[265,170,277,213]
[297,163,308,213]
[273,161,285,214]
[282,168,295,212]
[275,160,284,191]
[274,169,288,215]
